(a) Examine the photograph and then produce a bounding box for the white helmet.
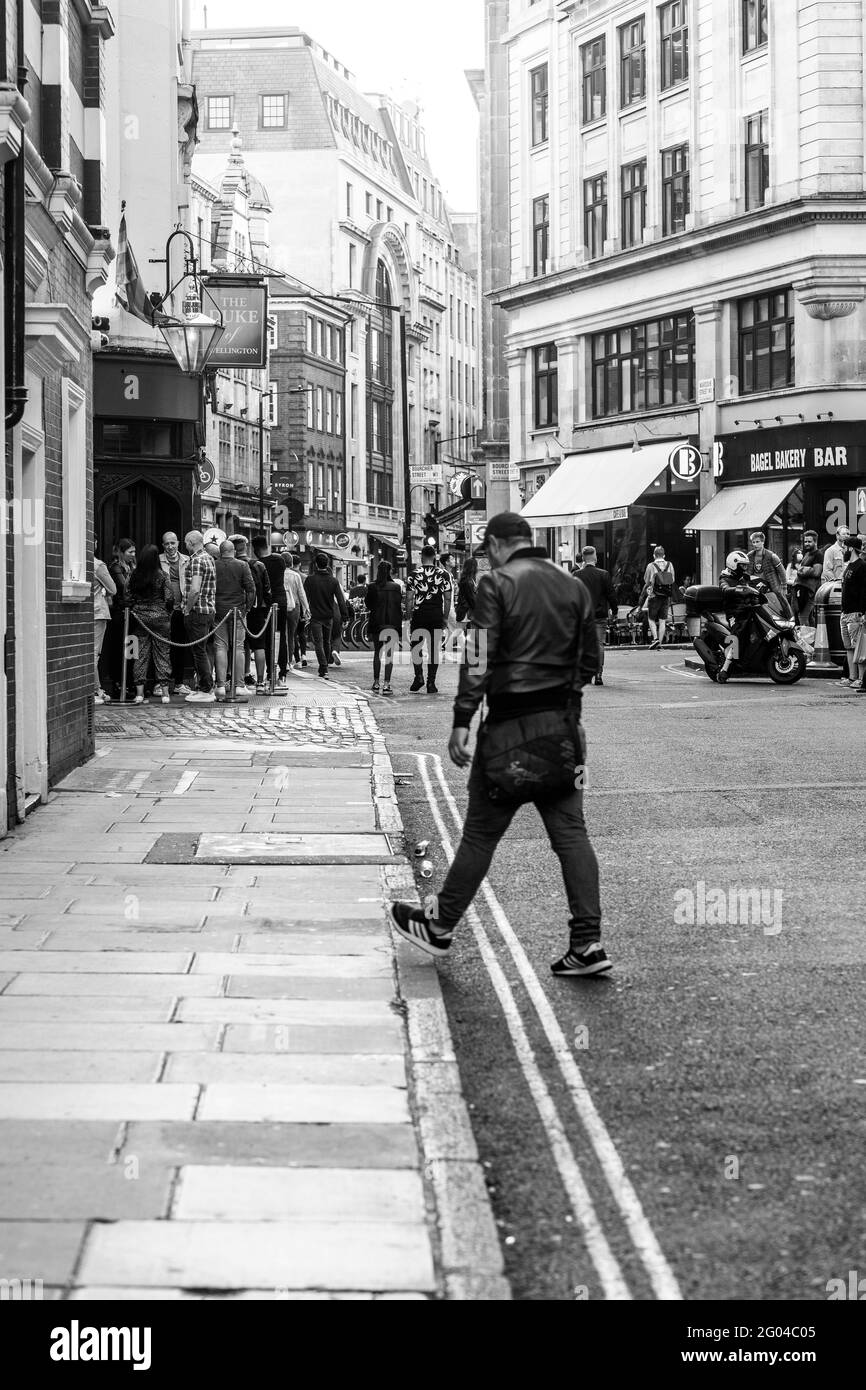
[726,550,749,570]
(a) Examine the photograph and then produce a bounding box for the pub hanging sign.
[201,276,268,370]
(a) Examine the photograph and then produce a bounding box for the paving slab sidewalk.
[0,687,508,1301]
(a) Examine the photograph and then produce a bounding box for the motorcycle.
[684,582,807,685]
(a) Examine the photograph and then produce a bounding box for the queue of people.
[93,529,359,704]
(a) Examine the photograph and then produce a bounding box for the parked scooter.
[684,580,807,684]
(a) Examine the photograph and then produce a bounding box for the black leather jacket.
[453,547,599,729]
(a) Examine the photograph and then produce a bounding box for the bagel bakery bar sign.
[713,424,864,482]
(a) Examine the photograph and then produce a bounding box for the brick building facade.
[2,0,114,831]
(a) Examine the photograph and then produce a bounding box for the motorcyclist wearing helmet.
[715,551,761,676]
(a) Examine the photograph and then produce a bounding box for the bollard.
[806,588,839,674]
[120,606,130,704]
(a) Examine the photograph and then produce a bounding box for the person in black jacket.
[304,553,349,679]
[390,512,609,979]
[574,547,615,686]
[839,536,866,691]
[365,561,403,695]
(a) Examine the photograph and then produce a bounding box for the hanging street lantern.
[152,229,225,377]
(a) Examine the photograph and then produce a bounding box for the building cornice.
[494,200,866,312]
[0,84,30,166]
[25,303,86,373]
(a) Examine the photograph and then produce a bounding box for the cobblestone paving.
[95,700,376,746]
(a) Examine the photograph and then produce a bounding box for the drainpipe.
[4,0,28,430]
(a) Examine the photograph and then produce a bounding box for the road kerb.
[370,718,510,1301]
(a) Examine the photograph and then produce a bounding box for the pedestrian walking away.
[231,535,272,691]
[283,552,311,670]
[159,532,191,694]
[574,546,616,684]
[253,534,292,688]
[213,541,255,699]
[391,511,610,978]
[128,544,174,703]
[453,556,479,651]
[640,546,675,649]
[304,553,348,679]
[406,544,452,693]
[181,531,217,702]
[365,561,402,694]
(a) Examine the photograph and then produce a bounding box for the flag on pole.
[115,208,161,325]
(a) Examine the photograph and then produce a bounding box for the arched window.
[375,260,392,306]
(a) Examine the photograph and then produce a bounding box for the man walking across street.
[574,546,615,685]
[160,532,191,694]
[406,545,452,694]
[182,531,217,703]
[391,513,610,977]
[304,553,348,679]
[213,541,255,700]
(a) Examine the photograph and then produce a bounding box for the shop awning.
[521,441,687,528]
[686,478,799,531]
[369,533,402,550]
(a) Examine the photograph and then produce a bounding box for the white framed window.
[207,95,232,130]
[260,93,287,129]
[267,315,278,350]
[335,391,343,437]
[306,315,315,352]
[268,383,279,426]
[349,242,357,287]
[316,386,324,430]
[61,379,87,598]
[306,388,314,429]
[307,457,315,505]
[325,389,334,434]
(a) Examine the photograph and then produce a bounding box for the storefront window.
[738,290,794,394]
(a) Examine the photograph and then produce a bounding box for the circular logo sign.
[197,456,216,491]
[335,533,351,550]
[289,531,300,548]
[669,444,703,481]
[202,526,226,548]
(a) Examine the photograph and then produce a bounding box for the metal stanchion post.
[269,604,278,695]
[224,609,240,705]
[120,607,130,704]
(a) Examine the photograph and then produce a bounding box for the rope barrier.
[119,605,283,703]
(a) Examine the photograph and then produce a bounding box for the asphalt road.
[324,642,866,1302]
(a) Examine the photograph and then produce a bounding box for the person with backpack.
[640,545,676,650]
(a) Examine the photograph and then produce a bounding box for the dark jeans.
[169,610,187,684]
[186,612,214,693]
[372,634,394,685]
[330,615,342,656]
[265,605,288,680]
[294,620,307,662]
[436,753,601,950]
[595,620,607,674]
[308,619,330,676]
[285,608,299,671]
[410,622,443,686]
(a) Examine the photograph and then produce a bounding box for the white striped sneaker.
[390,902,454,958]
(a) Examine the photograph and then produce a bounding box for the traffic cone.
[806,590,838,674]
